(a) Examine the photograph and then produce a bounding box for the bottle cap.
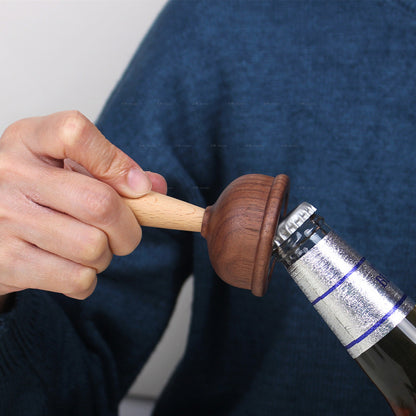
[274,202,316,247]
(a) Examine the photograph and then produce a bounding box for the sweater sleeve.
[0,2,212,414]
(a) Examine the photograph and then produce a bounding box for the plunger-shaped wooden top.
[124,174,289,296]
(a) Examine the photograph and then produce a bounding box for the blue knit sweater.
[1,0,416,414]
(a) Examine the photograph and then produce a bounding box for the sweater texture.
[1,0,416,414]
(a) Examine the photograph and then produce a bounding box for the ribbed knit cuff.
[0,290,55,377]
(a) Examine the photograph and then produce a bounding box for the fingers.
[10,111,152,198]
[64,159,168,195]
[0,110,167,300]
[0,237,97,299]
[0,182,112,299]
[17,163,142,256]
[12,203,113,273]
[63,161,169,239]
[145,171,168,195]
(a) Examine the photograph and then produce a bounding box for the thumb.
[26,111,152,198]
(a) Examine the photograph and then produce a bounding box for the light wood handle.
[124,191,205,232]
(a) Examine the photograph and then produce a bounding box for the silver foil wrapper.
[289,231,415,358]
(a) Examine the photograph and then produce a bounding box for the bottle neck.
[272,213,330,268]
[273,203,415,359]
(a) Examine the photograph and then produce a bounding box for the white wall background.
[0,0,193,405]
[0,0,166,131]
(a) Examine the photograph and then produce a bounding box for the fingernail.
[127,168,152,197]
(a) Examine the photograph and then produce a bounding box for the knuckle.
[84,185,120,225]
[128,226,142,253]
[79,228,108,263]
[114,225,142,257]
[1,119,25,142]
[96,250,113,273]
[90,145,120,179]
[58,111,90,148]
[73,280,97,300]
[68,267,97,298]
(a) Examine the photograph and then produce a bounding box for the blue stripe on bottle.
[311,257,366,306]
[345,294,407,351]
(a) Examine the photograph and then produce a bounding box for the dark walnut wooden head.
[201,174,289,296]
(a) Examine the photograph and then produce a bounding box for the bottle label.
[288,231,415,358]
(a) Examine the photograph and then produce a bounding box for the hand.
[0,111,167,305]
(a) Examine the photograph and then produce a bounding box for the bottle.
[272,202,416,416]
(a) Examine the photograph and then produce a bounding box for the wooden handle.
[124,191,205,232]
